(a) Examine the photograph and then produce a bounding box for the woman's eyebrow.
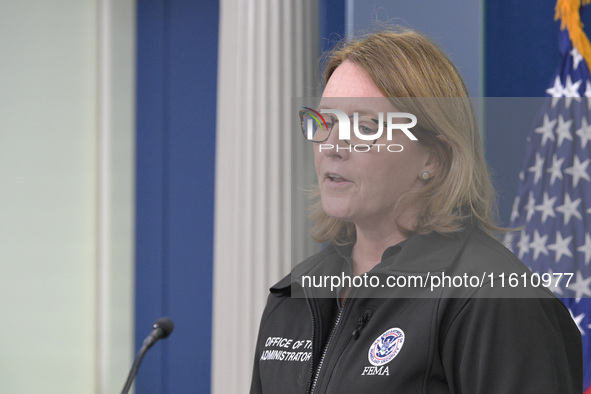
[354,109,379,117]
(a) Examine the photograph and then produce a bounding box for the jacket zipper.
[322,308,374,393]
[303,287,322,394]
[308,298,349,394]
[306,273,410,393]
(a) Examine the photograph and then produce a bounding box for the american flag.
[508,27,591,390]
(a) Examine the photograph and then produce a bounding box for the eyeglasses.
[299,109,386,147]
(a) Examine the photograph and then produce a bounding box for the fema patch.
[368,327,405,366]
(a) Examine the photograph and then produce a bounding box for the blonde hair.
[311,28,500,244]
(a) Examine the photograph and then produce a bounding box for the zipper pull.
[352,309,373,340]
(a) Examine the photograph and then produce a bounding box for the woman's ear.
[421,135,450,180]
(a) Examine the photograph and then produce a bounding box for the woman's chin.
[322,203,353,222]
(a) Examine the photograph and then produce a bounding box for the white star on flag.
[568,271,591,301]
[572,47,584,69]
[564,155,591,187]
[528,153,545,184]
[556,194,582,224]
[529,230,549,261]
[525,192,536,222]
[547,76,564,108]
[535,114,556,146]
[548,232,573,262]
[546,154,564,185]
[555,114,573,146]
[535,192,557,223]
[563,75,582,108]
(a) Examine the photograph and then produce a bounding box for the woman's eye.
[358,124,378,134]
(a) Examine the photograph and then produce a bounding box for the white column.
[96,0,135,393]
[213,1,320,392]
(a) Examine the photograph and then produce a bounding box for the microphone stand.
[120,317,174,394]
[121,342,150,394]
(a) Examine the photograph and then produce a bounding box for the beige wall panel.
[0,1,135,393]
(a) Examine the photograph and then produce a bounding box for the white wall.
[0,1,135,392]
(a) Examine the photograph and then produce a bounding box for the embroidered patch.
[368,327,404,366]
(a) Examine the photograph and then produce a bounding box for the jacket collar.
[271,220,478,293]
[377,224,471,273]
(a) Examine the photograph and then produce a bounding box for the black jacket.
[250,224,582,393]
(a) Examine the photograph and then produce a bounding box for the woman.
[250,29,582,393]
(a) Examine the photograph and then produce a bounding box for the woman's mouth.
[325,173,352,186]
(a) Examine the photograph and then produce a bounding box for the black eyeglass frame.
[298,109,386,147]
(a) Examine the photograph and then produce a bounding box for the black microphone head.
[153,317,174,339]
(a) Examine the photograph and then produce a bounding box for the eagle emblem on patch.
[368,327,404,366]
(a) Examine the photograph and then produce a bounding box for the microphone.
[143,317,174,349]
[121,317,175,394]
